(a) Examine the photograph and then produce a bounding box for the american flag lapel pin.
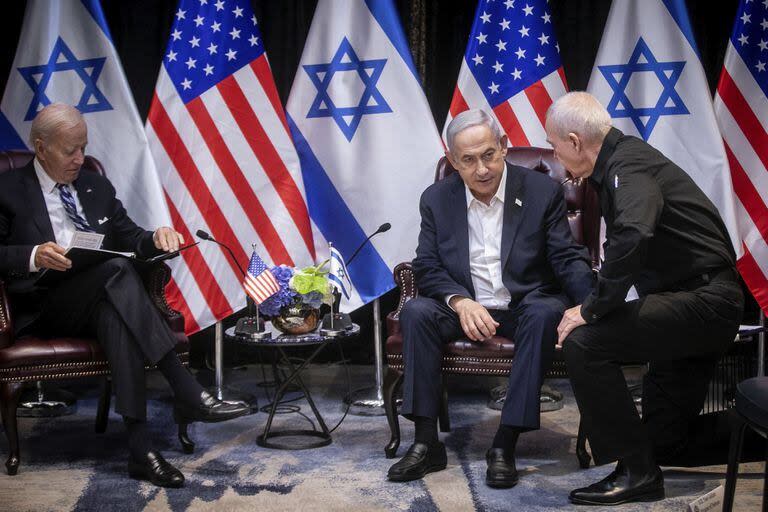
[515,198,522,207]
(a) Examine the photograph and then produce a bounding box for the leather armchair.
[0,150,192,476]
[383,147,601,468]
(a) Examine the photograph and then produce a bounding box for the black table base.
[256,429,331,450]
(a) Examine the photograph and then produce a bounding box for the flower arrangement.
[259,263,333,325]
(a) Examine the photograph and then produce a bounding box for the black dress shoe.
[569,463,664,505]
[387,442,447,482]
[486,448,518,488]
[128,450,185,488]
[174,390,250,424]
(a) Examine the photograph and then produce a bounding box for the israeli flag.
[329,245,352,300]
[0,0,170,231]
[587,0,740,251]
[287,0,443,311]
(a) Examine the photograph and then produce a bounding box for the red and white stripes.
[715,43,768,314]
[444,60,568,148]
[147,55,315,333]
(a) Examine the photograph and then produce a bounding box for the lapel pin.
[86,188,92,193]
[614,175,619,188]
[98,217,109,225]
[514,198,522,207]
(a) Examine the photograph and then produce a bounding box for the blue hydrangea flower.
[259,265,297,317]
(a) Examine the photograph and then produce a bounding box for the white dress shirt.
[28,158,89,272]
[447,169,511,310]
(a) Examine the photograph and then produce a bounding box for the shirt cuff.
[29,245,40,273]
[445,294,463,312]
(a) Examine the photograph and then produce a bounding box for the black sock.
[413,416,439,446]
[124,417,153,460]
[156,350,205,406]
[492,424,520,452]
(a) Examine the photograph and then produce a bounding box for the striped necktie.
[56,183,94,232]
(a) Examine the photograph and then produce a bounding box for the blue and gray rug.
[0,365,763,511]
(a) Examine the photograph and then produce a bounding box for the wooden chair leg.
[762,433,768,512]
[95,378,111,434]
[723,411,747,512]
[576,418,591,469]
[438,374,450,433]
[178,422,195,454]
[0,382,23,475]
[384,367,403,459]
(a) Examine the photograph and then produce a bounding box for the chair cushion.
[736,377,768,429]
[0,333,189,369]
[385,332,516,358]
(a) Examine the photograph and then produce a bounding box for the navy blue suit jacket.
[0,161,159,330]
[413,163,593,310]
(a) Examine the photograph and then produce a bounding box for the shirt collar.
[590,127,623,187]
[33,158,59,194]
[465,164,507,208]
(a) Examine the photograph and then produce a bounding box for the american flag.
[146,0,315,333]
[445,0,567,146]
[714,0,768,314]
[244,252,280,304]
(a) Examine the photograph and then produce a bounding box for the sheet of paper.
[69,231,104,250]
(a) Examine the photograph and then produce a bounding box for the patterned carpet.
[0,364,764,511]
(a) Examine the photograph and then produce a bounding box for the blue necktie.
[57,183,94,232]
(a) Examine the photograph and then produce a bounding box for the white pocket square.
[98,217,109,225]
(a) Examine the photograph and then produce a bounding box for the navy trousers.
[400,294,567,430]
[30,258,178,421]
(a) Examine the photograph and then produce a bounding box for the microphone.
[196,230,247,277]
[196,230,267,339]
[320,222,391,336]
[346,222,391,267]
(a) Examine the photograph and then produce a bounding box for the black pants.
[563,269,743,465]
[400,294,568,430]
[30,258,177,421]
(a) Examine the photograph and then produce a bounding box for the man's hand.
[451,296,500,341]
[34,242,71,271]
[557,304,586,347]
[153,227,184,252]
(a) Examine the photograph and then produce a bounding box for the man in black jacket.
[387,109,594,488]
[547,91,744,506]
[0,103,249,487]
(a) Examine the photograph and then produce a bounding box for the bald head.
[31,104,88,184]
[545,91,612,145]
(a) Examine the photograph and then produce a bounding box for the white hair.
[546,91,611,144]
[29,103,84,146]
[445,109,504,154]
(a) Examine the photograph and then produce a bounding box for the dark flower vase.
[271,304,320,335]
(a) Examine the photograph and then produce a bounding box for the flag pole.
[345,297,385,415]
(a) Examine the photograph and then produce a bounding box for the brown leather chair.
[0,150,192,476]
[383,147,601,468]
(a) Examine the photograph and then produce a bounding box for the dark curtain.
[0,1,755,359]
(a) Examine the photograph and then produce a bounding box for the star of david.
[18,37,112,121]
[303,37,392,141]
[598,37,688,141]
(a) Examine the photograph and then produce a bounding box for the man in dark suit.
[0,103,249,488]
[387,109,594,488]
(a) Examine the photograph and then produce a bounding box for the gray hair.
[29,103,84,146]
[546,91,611,144]
[445,109,504,154]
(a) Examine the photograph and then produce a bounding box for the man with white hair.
[387,109,593,488]
[547,91,743,505]
[0,103,249,487]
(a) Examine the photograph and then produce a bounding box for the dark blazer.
[0,161,160,330]
[413,162,593,310]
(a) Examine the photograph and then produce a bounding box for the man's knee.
[400,297,440,328]
[519,302,563,330]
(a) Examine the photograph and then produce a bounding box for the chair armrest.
[0,279,12,349]
[141,262,185,332]
[386,262,418,337]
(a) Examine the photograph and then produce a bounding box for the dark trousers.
[30,258,177,421]
[400,294,567,430]
[563,270,744,465]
